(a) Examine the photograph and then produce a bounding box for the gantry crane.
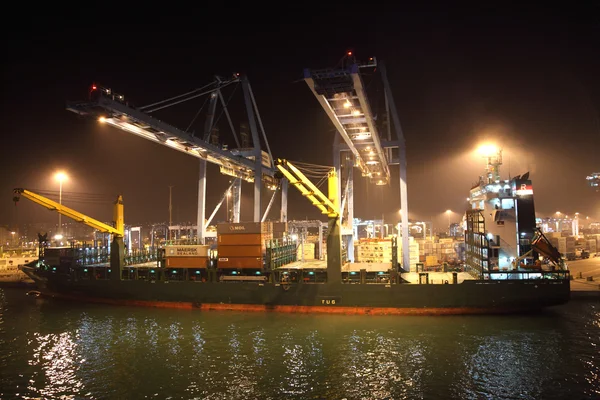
[275,159,342,284]
[303,52,410,269]
[13,188,125,280]
[66,75,285,245]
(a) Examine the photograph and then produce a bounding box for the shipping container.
[218,245,263,258]
[218,233,264,246]
[217,256,263,269]
[217,222,273,235]
[166,256,208,268]
[165,245,210,257]
[273,222,288,232]
[426,255,438,266]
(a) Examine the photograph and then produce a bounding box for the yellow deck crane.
[275,159,342,284]
[12,188,125,280]
[511,228,567,271]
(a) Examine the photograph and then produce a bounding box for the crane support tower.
[13,188,126,280]
[303,52,410,270]
[66,75,286,245]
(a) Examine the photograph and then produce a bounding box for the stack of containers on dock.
[272,222,288,239]
[356,238,392,262]
[297,242,316,260]
[565,236,575,254]
[398,237,420,271]
[586,239,597,254]
[216,222,273,269]
[165,245,210,268]
[354,237,420,270]
[549,235,567,256]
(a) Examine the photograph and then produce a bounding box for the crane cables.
[24,189,117,205]
[287,160,333,189]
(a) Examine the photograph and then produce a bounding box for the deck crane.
[66,75,284,244]
[276,159,342,284]
[304,53,410,269]
[511,228,568,271]
[13,188,125,280]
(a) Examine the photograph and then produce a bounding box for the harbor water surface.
[0,288,598,399]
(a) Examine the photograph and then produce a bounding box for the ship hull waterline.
[27,273,571,316]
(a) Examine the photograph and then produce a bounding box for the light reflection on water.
[0,289,598,400]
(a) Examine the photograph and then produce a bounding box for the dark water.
[0,288,598,400]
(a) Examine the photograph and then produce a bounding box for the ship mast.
[484,148,502,183]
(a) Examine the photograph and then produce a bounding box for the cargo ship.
[17,149,570,315]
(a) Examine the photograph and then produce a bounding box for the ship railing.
[220,275,267,282]
[483,270,570,280]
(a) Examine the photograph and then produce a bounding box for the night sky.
[3,6,599,232]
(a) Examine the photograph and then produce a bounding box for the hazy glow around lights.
[55,171,68,183]
[477,143,498,156]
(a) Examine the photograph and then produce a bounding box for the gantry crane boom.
[304,55,392,185]
[13,188,124,237]
[66,79,278,184]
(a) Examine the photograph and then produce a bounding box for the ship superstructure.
[465,147,565,278]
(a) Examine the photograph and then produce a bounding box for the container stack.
[216,222,273,269]
[165,245,210,268]
[549,236,567,255]
[586,239,597,254]
[354,237,420,270]
[297,242,316,260]
[273,222,288,239]
[398,237,420,271]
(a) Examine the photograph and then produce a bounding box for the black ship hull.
[26,272,570,315]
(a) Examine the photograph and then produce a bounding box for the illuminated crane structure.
[276,159,342,283]
[13,188,126,280]
[587,172,599,192]
[303,53,410,269]
[66,75,286,244]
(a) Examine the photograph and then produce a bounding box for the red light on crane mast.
[347,51,352,56]
[91,84,97,90]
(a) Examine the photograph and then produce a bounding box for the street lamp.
[445,209,452,234]
[55,171,68,238]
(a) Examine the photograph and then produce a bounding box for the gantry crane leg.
[326,171,342,284]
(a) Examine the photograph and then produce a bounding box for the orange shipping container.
[218,245,263,257]
[218,233,264,246]
[217,257,263,269]
[166,257,208,268]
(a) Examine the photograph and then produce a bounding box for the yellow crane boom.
[13,188,124,237]
[275,159,339,218]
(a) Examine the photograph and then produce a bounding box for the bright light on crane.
[98,116,107,123]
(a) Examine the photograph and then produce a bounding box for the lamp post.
[55,172,68,239]
[445,209,452,235]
